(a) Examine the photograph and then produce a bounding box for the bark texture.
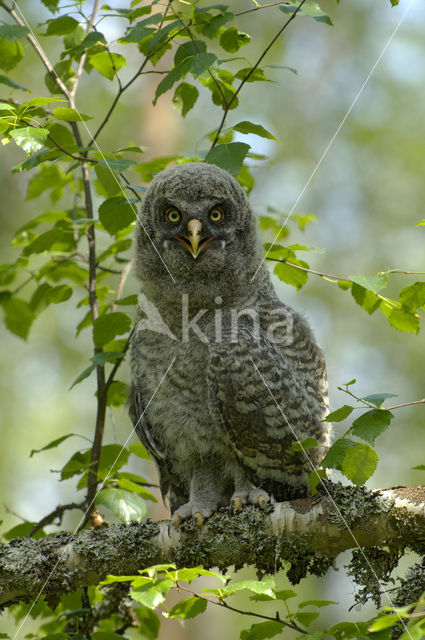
[1,485,424,609]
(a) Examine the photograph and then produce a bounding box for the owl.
[129,162,331,526]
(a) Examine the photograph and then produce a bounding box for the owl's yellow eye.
[209,207,224,223]
[165,208,181,223]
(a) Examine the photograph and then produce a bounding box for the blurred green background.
[1,0,424,637]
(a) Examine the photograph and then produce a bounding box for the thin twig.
[104,327,134,392]
[28,503,84,538]
[0,1,69,97]
[112,261,132,312]
[119,171,143,201]
[266,256,349,282]
[70,0,100,104]
[177,584,307,634]
[211,0,307,147]
[89,20,188,145]
[47,134,96,163]
[386,399,425,411]
[235,1,290,17]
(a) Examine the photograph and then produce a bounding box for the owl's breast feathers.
[129,294,330,504]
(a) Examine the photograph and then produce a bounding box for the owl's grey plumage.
[129,162,331,523]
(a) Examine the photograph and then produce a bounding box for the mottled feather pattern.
[129,162,331,518]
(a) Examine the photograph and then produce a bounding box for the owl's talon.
[193,512,205,527]
[258,495,268,509]
[171,513,183,529]
[231,496,243,513]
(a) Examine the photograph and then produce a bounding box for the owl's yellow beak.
[175,218,213,259]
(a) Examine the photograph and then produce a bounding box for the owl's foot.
[230,486,270,513]
[171,501,217,528]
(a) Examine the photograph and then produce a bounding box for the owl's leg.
[171,468,228,527]
[231,469,269,512]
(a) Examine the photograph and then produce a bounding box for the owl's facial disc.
[174,218,214,260]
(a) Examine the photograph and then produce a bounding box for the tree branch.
[70,0,100,104]
[211,0,307,147]
[1,486,424,609]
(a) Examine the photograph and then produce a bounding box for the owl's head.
[135,162,261,289]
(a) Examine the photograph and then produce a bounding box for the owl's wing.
[207,310,329,499]
[128,383,188,512]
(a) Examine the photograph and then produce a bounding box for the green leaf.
[220,26,250,53]
[98,197,136,235]
[23,229,74,256]
[46,284,73,303]
[201,11,234,37]
[44,16,79,36]
[0,25,29,40]
[117,476,156,502]
[92,351,125,366]
[342,441,379,485]
[205,142,250,175]
[10,127,49,155]
[44,60,75,94]
[328,621,369,638]
[324,405,354,422]
[98,157,136,172]
[299,599,337,608]
[351,409,394,444]
[0,39,24,71]
[30,433,77,457]
[89,52,127,80]
[386,305,420,334]
[192,52,217,76]
[250,589,296,602]
[0,101,15,111]
[41,0,59,10]
[369,614,404,631]
[92,633,126,640]
[27,165,72,202]
[167,596,207,619]
[60,450,90,480]
[222,577,275,598]
[4,521,45,540]
[240,621,284,640]
[361,393,397,407]
[70,363,95,388]
[131,578,174,609]
[1,296,33,339]
[280,3,333,25]
[95,165,121,197]
[399,281,425,312]
[235,67,271,83]
[233,121,279,142]
[172,82,199,117]
[308,467,327,495]
[134,607,160,640]
[321,438,354,470]
[273,258,309,291]
[350,275,388,294]
[93,312,132,348]
[119,14,162,43]
[295,611,320,626]
[412,464,425,471]
[106,381,128,408]
[96,488,147,523]
[95,444,130,480]
[351,284,380,315]
[46,122,77,154]
[0,262,18,285]
[52,106,92,121]
[129,443,151,460]
[292,437,318,452]
[169,566,227,584]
